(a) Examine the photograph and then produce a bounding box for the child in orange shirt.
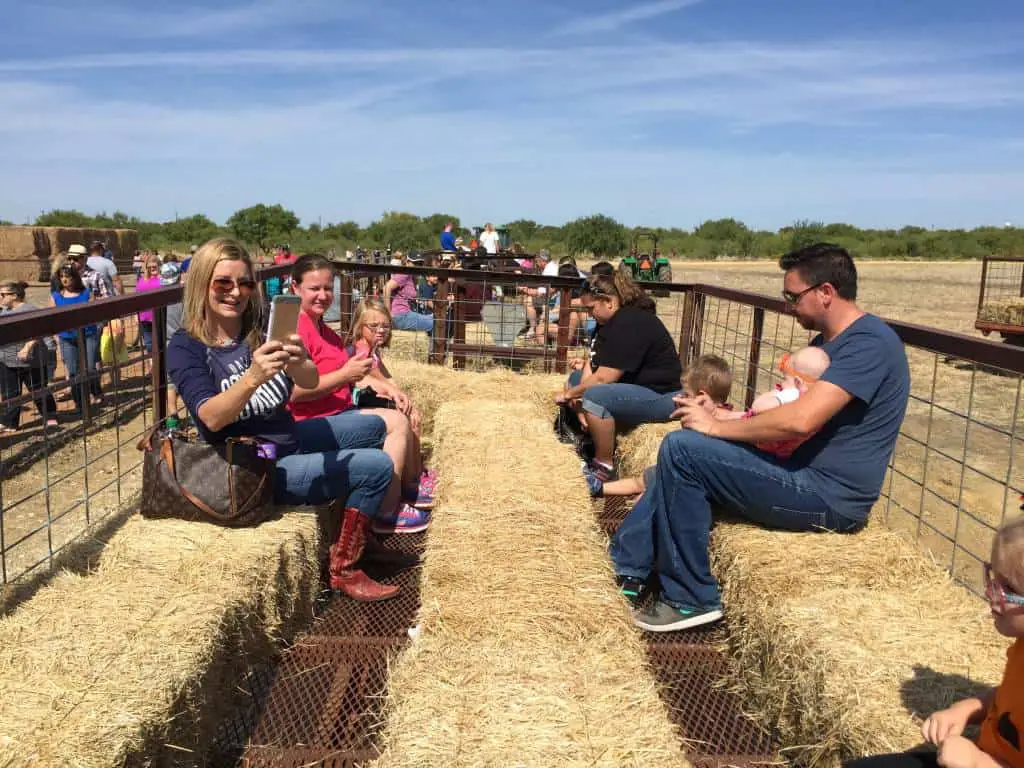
[845,515,1024,768]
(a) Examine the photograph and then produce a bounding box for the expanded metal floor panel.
[599,496,780,768]
[214,493,778,767]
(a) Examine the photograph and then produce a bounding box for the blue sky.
[1,0,1023,230]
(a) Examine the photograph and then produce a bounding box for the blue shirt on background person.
[440,230,457,251]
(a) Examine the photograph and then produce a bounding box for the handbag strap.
[226,440,272,514]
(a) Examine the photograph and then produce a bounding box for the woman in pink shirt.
[134,252,163,353]
[289,254,433,535]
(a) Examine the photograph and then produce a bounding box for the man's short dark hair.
[778,242,857,301]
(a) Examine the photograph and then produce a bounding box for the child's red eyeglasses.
[983,562,1024,611]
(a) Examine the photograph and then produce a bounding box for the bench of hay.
[0,508,321,767]
[617,423,1010,768]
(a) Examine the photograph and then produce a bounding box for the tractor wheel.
[652,264,672,297]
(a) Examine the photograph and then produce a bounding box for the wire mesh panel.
[687,286,1024,599]
[0,306,156,584]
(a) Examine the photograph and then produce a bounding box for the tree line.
[4,207,1022,261]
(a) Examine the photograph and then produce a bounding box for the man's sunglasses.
[782,283,823,305]
[211,277,257,295]
[984,562,1024,611]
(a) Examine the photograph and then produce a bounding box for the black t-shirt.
[590,306,682,393]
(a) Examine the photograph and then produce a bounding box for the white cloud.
[556,0,704,35]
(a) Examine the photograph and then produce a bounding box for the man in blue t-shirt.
[440,222,457,252]
[613,243,910,633]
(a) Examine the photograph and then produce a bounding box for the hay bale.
[979,299,1024,327]
[617,424,1009,767]
[376,400,687,767]
[0,226,50,282]
[0,509,321,767]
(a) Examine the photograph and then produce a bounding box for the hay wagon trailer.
[976,254,1024,345]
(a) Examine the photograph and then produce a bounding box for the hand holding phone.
[267,295,301,343]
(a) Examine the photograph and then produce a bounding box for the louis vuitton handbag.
[138,425,276,527]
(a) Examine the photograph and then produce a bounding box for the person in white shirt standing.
[479,223,500,255]
[87,240,122,295]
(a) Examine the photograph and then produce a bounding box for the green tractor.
[619,231,672,296]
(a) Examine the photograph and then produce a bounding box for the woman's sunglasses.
[983,562,1024,611]
[581,279,611,298]
[211,277,256,295]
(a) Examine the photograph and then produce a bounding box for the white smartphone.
[267,295,301,343]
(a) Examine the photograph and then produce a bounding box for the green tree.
[226,204,299,251]
[564,214,627,258]
[323,220,361,242]
[505,218,538,244]
[423,213,461,239]
[35,209,96,227]
[162,214,220,246]
[787,220,827,251]
[0,220,12,226]
[364,211,431,251]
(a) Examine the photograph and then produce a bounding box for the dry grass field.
[0,260,1015,594]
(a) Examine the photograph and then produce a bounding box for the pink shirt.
[135,276,162,322]
[389,273,417,315]
[289,311,354,421]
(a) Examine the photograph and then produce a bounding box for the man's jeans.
[611,430,863,610]
[275,413,392,514]
[393,311,435,335]
[582,382,681,425]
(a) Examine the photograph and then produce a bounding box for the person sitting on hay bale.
[288,254,433,535]
[554,271,683,497]
[615,243,910,632]
[599,354,732,499]
[714,345,831,460]
[167,238,401,602]
[844,515,1024,768]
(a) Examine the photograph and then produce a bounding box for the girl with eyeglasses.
[288,255,433,536]
[0,280,58,434]
[167,239,401,602]
[845,515,1024,768]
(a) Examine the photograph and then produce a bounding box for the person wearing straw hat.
[615,243,910,632]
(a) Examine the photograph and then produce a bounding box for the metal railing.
[331,261,1024,596]
[0,264,293,586]
[0,257,1020,599]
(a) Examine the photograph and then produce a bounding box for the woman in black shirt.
[556,272,681,496]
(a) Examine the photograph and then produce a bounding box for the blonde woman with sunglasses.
[166,239,401,602]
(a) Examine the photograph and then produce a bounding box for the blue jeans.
[582,383,681,425]
[139,321,153,354]
[59,334,100,413]
[611,430,863,610]
[393,310,434,335]
[309,409,386,450]
[274,414,392,515]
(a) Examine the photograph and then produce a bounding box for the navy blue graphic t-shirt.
[166,329,298,453]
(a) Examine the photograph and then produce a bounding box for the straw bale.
[978,299,1024,327]
[0,508,320,768]
[616,425,1009,767]
[0,226,50,282]
[375,400,687,767]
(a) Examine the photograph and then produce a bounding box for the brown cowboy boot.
[329,507,400,602]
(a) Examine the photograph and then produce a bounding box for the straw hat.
[67,244,88,257]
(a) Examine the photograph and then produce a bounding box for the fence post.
[429,281,449,365]
[678,289,706,367]
[554,286,571,374]
[339,272,353,333]
[151,305,168,424]
[745,307,765,410]
[453,282,467,370]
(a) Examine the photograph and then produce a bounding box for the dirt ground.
[1,261,1013,590]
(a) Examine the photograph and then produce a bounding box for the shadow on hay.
[899,665,992,729]
[0,500,138,616]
